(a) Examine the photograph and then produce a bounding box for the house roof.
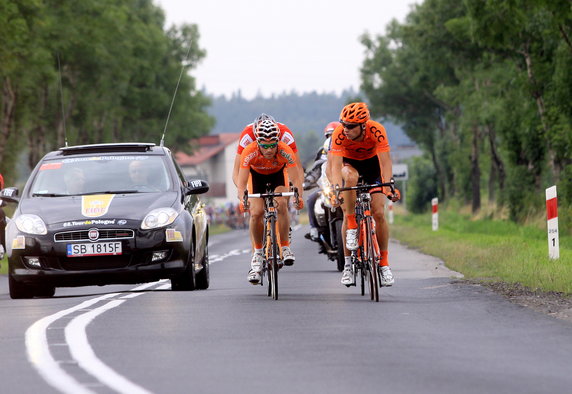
[176,133,241,166]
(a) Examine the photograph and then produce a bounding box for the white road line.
[26,293,119,394]
[26,281,168,393]
[65,300,152,394]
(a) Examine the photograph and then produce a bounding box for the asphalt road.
[1,225,571,394]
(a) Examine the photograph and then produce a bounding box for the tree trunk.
[0,77,16,165]
[520,41,560,181]
[28,86,49,169]
[429,139,447,201]
[486,124,505,201]
[471,124,481,214]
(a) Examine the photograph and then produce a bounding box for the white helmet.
[253,113,280,142]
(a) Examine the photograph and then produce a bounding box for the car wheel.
[194,242,209,290]
[9,274,36,299]
[171,243,196,291]
[36,286,56,298]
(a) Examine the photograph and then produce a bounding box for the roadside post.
[545,186,559,259]
[431,197,438,231]
[388,200,394,224]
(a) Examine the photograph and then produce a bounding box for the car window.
[30,155,172,196]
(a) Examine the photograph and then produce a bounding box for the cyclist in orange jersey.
[236,118,304,285]
[328,102,400,287]
[232,113,303,187]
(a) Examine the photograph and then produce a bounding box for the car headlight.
[15,214,48,235]
[141,208,179,229]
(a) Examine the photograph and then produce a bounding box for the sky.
[156,0,420,99]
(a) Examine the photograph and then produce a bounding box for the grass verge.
[391,210,572,295]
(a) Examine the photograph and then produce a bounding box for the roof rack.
[59,143,156,155]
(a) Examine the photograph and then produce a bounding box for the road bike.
[335,179,395,302]
[243,186,299,300]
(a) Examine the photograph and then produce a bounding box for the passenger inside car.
[128,159,164,191]
[64,167,86,195]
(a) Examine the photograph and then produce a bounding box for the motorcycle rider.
[0,172,6,260]
[304,121,340,241]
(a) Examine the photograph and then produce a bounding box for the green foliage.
[392,210,572,294]
[407,156,438,213]
[359,0,572,223]
[0,0,213,176]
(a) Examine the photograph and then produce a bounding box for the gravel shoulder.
[473,280,572,323]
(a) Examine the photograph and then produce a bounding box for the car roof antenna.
[57,53,69,147]
[160,44,192,147]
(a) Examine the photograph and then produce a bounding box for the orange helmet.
[339,102,370,124]
[323,121,341,138]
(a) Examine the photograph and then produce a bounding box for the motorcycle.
[304,162,345,272]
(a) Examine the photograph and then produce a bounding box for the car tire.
[171,243,196,291]
[9,274,35,299]
[194,242,209,290]
[334,220,345,272]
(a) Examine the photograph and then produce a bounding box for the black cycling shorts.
[342,155,382,185]
[249,168,287,194]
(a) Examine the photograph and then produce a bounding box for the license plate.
[67,242,122,257]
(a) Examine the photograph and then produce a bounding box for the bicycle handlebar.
[247,191,295,198]
[335,180,395,194]
[242,187,300,213]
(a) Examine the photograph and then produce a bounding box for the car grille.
[54,229,135,242]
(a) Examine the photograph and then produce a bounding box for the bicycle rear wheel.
[268,215,279,300]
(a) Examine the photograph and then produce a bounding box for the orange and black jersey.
[329,120,390,160]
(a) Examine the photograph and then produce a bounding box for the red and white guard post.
[388,200,394,224]
[546,186,559,259]
[431,197,438,231]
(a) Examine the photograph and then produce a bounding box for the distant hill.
[206,90,413,147]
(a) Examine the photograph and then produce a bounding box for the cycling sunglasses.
[341,122,360,129]
[258,142,278,149]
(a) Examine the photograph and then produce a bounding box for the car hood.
[18,192,180,226]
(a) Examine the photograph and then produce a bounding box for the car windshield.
[30,155,171,196]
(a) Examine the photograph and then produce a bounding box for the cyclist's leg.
[340,163,359,285]
[371,193,393,285]
[274,186,294,265]
[341,163,359,251]
[247,171,267,283]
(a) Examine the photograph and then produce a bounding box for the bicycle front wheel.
[365,217,379,302]
[268,215,279,300]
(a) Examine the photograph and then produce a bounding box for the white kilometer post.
[431,197,438,231]
[388,200,394,224]
[545,185,559,259]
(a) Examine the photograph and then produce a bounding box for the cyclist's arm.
[328,152,343,189]
[287,166,303,199]
[294,151,304,179]
[236,166,249,201]
[232,154,241,187]
[378,151,393,189]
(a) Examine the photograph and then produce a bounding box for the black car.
[0,143,210,299]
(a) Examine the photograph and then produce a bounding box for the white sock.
[344,256,352,269]
[254,248,263,255]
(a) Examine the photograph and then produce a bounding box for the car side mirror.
[1,187,19,203]
[185,179,209,195]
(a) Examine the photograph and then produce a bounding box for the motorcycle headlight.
[141,208,178,229]
[15,214,48,235]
